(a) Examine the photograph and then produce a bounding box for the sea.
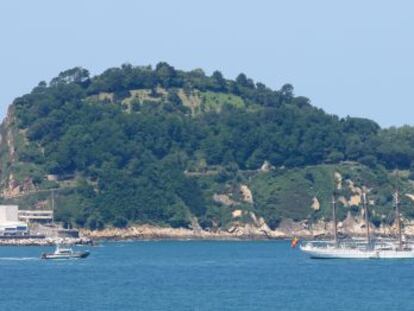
[0,240,413,311]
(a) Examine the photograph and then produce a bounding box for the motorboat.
[41,244,89,260]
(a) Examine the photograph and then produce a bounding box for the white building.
[18,210,53,223]
[0,205,29,236]
[0,205,19,222]
[0,222,29,236]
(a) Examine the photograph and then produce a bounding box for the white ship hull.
[300,243,414,259]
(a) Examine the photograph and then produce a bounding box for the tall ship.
[300,190,414,259]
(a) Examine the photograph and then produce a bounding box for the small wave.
[0,257,38,261]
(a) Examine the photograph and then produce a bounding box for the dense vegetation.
[2,63,414,229]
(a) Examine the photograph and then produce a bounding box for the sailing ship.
[300,190,414,259]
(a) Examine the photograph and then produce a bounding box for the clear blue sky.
[1,0,413,127]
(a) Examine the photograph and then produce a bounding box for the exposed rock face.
[347,180,363,195]
[311,197,320,211]
[2,174,36,198]
[22,177,35,192]
[338,196,348,207]
[80,214,414,241]
[232,210,243,218]
[97,92,114,102]
[260,161,273,172]
[340,212,374,236]
[4,174,21,198]
[240,185,253,204]
[213,194,238,206]
[82,225,242,240]
[5,109,16,163]
[177,89,202,114]
[47,174,59,181]
[406,194,414,202]
[349,195,361,206]
[212,184,254,207]
[334,172,342,190]
[80,223,289,241]
[1,108,38,199]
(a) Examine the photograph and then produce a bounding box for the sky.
[0,0,413,127]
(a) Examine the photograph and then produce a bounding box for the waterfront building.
[18,210,53,224]
[0,205,29,236]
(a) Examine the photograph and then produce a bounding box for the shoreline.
[0,237,93,247]
[80,224,293,242]
[0,235,292,246]
[80,222,414,242]
[89,235,292,242]
[1,233,412,246]
[2,217,414,245]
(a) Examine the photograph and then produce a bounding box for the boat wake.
[0,257,38,261]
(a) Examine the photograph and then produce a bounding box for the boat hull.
[300,245,414,259]
[41,251,90,260]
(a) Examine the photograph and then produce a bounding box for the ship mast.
[332,194,338,245]
[394,190,403,251]
[51,189,55,213]
[362,191,371,247]
[50,189,56,225]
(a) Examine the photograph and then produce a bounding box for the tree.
[279,83,294,103]
[211,70,226,92]
[50,67,90,86]
[155,62,178,88]
[236,73,255,88]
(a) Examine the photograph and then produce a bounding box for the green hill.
[2,62,414,231]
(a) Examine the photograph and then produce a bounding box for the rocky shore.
[80,213,414,241]
[0,237,92,246]
[3,212,414,245]
[81,224,286,241]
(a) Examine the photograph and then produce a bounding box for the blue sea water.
[0,241,413,311]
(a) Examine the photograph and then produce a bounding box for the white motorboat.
[300,190,414,259]
[41,244,90,260]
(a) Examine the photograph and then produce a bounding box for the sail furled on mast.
[362,191,371,247]
[332,194,338,245]
[394,190,403,251]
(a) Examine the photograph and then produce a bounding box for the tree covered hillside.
[2,63,414,230]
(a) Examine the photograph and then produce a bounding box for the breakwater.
[0,237,92,246]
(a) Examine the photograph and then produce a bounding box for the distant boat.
[300,190,414,259]
[41,244,89,260]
